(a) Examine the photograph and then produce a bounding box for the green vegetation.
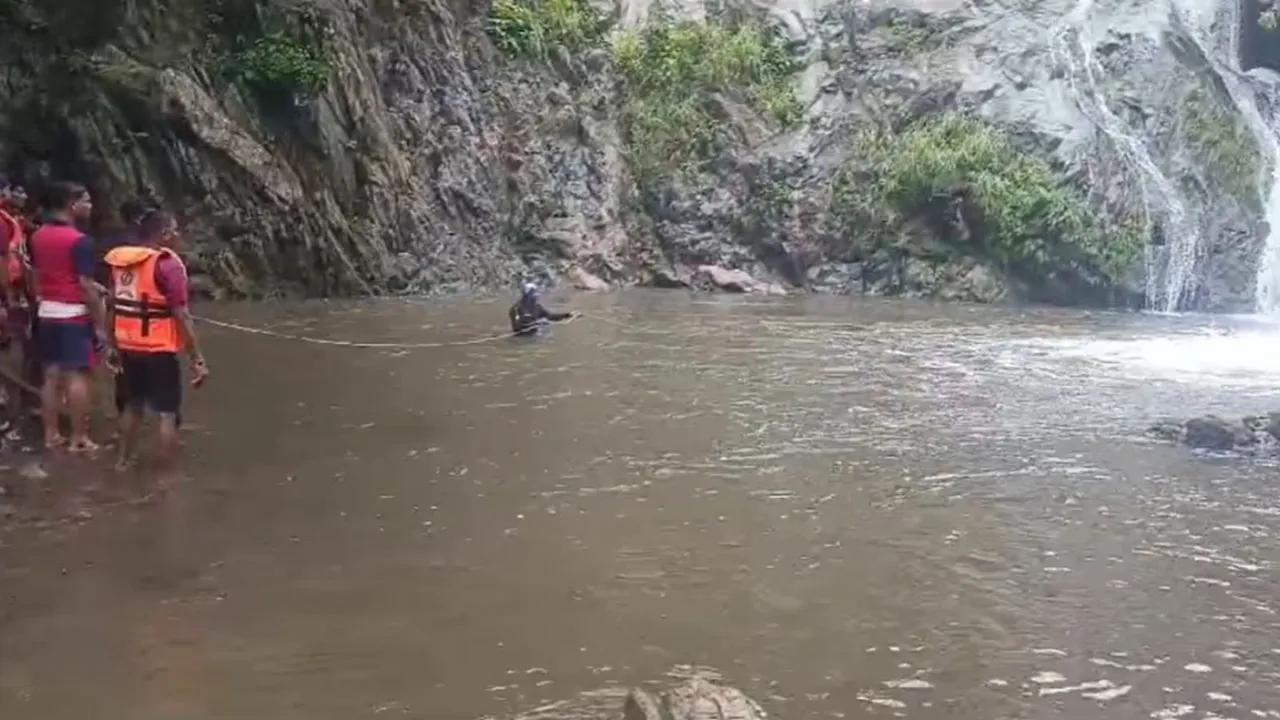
[488,0,608,60]
[831,113,1143,279]
[613,19,801,192]
[1183,87,1263,205]
[227,31,329,97]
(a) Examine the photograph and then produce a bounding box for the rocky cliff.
[0,0,1275,309]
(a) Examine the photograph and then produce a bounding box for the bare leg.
[155,412,181,490]
[156,412,179,464]
[115,406,142,470]
[1,379,17,436]
[66,371,98,452]
[40,366,64,449]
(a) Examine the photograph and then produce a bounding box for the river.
[3,291,1280,719]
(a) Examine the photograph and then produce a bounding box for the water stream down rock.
[0,0,1278,308]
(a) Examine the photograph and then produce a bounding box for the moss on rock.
[1182,86,1265,207]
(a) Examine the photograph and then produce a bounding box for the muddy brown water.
[4,291,1280,719]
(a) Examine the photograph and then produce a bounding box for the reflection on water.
[4,292,1280,719]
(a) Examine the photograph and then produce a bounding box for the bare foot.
[67,437,100,453]
[44,434,66,450]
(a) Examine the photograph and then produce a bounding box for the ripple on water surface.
[6,296,1280,719]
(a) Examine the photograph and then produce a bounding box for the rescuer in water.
[508,282,576,337]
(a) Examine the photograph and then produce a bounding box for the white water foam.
[1013,330,1280,386]
[1011,327,1280,388]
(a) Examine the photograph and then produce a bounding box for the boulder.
[506,673,767,720]
[1183,416,1242,451]
[693,265,787,295]
[634,677,766,720]
[1147,412,1280,454]
[567,266,610,291]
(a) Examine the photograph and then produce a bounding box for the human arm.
[537,302,574,322]
[73,235,108,344]
[157,256,207,386]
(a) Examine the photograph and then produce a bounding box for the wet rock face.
[709,0,1268,310]
[0,0,644,297]
[0,0,1269,307]
[1148,413,1280,454]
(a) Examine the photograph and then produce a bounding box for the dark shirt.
[509,296,571,334]
[95,233,133,287]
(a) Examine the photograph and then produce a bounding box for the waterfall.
[1049,0,1200,312]
[1050,0,1280,313]
[1178,0,1280,314]
[1238,20,1280,312]
[1255,168,1280,313]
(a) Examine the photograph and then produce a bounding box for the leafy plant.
[1182,87,1263,206]
[613,19,801,192]
[488,0,608,60]
[229,31,329,97]
[831,113,1143,280]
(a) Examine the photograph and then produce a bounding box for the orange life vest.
[104,245,185,353]
[0,208,27,294]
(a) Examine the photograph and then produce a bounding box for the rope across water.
[192,315,532,349]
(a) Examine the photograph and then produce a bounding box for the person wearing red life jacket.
[27,181,108,451]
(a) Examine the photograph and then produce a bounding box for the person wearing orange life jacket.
[105,209,208,472]
[28,181,109,452]
[0,178,35,434]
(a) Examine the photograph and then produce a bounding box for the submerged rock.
[504,675,768,720]
[1148,413,1280,453]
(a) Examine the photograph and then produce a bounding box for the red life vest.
[29,221,88,307]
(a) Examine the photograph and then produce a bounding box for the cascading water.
[1180,0,1280,315]
[1048,0,1280,313]
[1049,0,1198,313]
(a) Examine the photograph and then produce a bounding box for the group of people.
[0,178,208,471]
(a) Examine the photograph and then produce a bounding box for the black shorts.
[115,351,181,415]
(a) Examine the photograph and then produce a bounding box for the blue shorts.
[37,318,95,372]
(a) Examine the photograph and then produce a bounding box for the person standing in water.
[104,209,208,472]
[509,282,576,337]
[27,182,108,451]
